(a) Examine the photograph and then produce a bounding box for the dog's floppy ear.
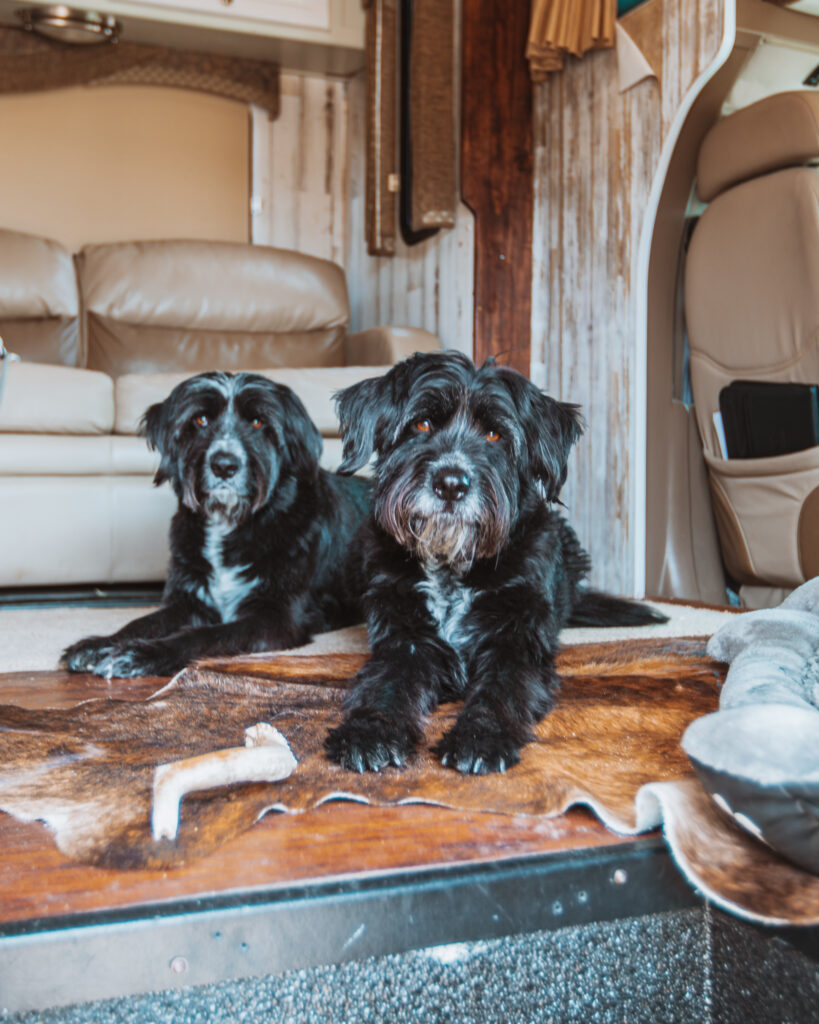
[139,400,174,487]
[334,371,402,475]
[525,390,584,501]
[276,385,323,477]
[500,370,584,501]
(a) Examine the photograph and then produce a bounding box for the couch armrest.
[344,325,442,366]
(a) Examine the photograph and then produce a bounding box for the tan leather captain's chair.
[685,91,819,605]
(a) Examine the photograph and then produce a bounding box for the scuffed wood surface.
[0,803,627,927]
[0,671,163,710]
[0,634,718,925]
[531,0,726,594]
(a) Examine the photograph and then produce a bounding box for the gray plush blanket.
[682,579,819,874]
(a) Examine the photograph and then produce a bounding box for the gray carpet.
[7,908,819,1024]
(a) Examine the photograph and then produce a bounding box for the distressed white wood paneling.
[251,66,473,353]
[344,70,474,352]
[250,73,347,266]
[531,0,727,595]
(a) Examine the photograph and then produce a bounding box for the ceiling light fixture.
[17,5,120,45]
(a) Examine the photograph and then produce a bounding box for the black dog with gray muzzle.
[325,350,665,775]
[63,371,370,678]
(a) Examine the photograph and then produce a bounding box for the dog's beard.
[179,454,272,526]
[202,487,251,526]
[405,512,487,572]
[376,469,512,573]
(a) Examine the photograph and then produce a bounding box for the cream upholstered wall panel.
[0,85,249,250]
[531,0,727,595]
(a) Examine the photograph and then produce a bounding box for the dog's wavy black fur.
[63,371,370,678]
[324,350,667,775]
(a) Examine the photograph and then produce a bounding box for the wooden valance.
[0,27,279,119]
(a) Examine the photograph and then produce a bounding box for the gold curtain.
[527,0,617,81]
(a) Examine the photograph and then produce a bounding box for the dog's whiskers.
[181,475,200,514]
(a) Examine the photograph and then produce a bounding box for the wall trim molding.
[632,0,736,596]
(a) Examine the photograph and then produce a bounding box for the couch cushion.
[77,240,351,377]
[0,434,344,482]
[0,228,80,366]
[114,366,393,437]
[345,325,442,365]
[0,477,175,586]
[0,435,158,475]
[0,362,114,435]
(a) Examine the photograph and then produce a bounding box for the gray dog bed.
[682,579,819,874]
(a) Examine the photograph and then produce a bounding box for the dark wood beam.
[461,0,533,376]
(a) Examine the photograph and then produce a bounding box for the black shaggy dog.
[63,371,370,678]
[324,350,666,775]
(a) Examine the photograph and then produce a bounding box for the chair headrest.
[697,91,819,203]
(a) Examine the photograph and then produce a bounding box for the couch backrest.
[76,239,351,377]
[113,366,393,437]
[0,228,80,366]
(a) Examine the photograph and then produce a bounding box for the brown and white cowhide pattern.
[643,778,819,926]
[5,635,819,924]
[0,637,717,871]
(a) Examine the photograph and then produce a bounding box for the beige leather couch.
[0,230,440,588]
[685,91,819,606]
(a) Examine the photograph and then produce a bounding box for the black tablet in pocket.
[718,380,819,459]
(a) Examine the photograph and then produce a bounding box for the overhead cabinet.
[4,0,365,73]
[121,0,331,32]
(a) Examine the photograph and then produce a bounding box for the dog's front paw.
[325,713,418,773]
[436,715,525,775]
[99,639,185,678]
[61,635,120,674]
[64,639,183,678]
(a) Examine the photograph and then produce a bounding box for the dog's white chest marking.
[201,522,257,623]
[419,566,474,651]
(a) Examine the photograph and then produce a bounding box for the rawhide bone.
[151,723,297,841]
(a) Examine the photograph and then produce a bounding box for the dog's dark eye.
[194,415,208,428]
[486,429,501,443]
[250,417,264,430]
[415,419,433,433]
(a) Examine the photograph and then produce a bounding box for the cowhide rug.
[2,635,818,924]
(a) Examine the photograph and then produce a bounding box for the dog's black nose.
[433,467,471,503]
[210,451,240,480]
